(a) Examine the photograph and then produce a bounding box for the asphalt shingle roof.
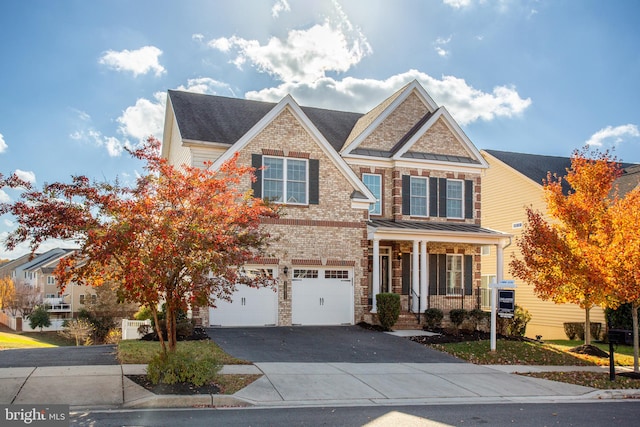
[168,90,363,152]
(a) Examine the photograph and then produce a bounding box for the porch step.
[393,312,423,330]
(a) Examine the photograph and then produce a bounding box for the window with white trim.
[446,179,463,218]
[325,270,349,279]
[362,173,382,215]
[263,156,308,204]
[410,176,428,217]
[47,276,56,285]
[293,269,319,279]
[446,254,463,295]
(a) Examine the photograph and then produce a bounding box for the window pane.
[363,174,381,215]
[446,255,463,295]
[410,177,427,216]
[286,159,307,203]
[446,180,463,218]
[263,157,284,202]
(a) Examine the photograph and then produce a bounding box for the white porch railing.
[121,319,152,340]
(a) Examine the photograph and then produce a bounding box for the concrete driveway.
[206,326,463,363]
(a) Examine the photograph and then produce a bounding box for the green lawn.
[117,340,251,365]
[0,330,75,349]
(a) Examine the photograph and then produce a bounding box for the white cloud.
[98,46,166,77]
[176,77,235,96]
[443,0,473,8]
[192,33,204,42]
[0,189,9,203]
[3,218,12,227]
[434,36,452,57]
[0,133,7,153]
[246,70,531,125]
[585,124,640,147]
[208,2,372,84]
[14,169,36,184]
[117,92,167,142]
[71,128,128,157]
[272,0,290,18]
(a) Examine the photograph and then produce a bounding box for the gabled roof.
[210,94,375,204]
[483,149,638,195]
[167,90,362,152]
[340,80,438,155]
[22,248,76,272]
[483,149,573,187]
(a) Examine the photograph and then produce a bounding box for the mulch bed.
[127,374,221,395]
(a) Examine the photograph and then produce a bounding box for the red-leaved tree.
[1,137,279,353]
[510,148,621,345]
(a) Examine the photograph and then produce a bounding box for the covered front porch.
[366,219,510,328]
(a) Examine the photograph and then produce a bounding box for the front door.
[368,246,391,303]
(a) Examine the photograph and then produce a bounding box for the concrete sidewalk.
[1,363,639,410]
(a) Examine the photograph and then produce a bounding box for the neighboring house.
[162,80,510,328]
[480,149,639,340]
[0,248,95,323]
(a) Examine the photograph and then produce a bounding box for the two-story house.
[162,80,510,328]
[480,149,639,339]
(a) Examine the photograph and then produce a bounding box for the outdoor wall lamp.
[283,266,289,276]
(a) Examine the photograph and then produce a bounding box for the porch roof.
[367,219,510,244]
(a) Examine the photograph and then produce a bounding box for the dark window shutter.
[438,254,447,296]
[464,255,473,295]
[438,178,447,217]
[402,175,411,215]
[429,254,438,296]
[251,154,262,199]
[401,253,411,295]
[309,159,319,205]
[465,180,474,219]
[429,177,438,217]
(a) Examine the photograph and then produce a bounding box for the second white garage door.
[291,268,353,325]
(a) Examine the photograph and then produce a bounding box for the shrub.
[134,306,153,321]
[59,318,94,346]
[147,348,222,386]
[423,308,444,331]
[497,305,532,337]
[376,293,400,331]
[563,321,602,341]
[28,306,51,332]
[467,308,489,332]
[449,309,467,329]
[104,328,122,344]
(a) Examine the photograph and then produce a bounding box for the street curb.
[123,394,254,409]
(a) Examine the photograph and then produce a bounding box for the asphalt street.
[0,344,118,367]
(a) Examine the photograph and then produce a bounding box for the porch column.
[496,242,504,284]
[371,238,380,313]
[419,240,428,312]
[411,240,419,312]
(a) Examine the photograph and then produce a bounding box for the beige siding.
[481,152,605,340]
[166,117,192,169]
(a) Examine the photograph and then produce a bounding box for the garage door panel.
[210,283,278,327]
[291,269,353,325]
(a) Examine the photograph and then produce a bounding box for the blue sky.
[1,0,639,258]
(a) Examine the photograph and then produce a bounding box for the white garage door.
[292,268,353,325]
[209,268,278,327]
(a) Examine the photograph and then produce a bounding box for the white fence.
[0,311,19,330]
[21,318,67,332]
[121,319,152,340]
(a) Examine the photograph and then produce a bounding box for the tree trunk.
[166,304,177,353]
[151,306,166,355]
[584,306,591,346]
[633,302,639,373]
